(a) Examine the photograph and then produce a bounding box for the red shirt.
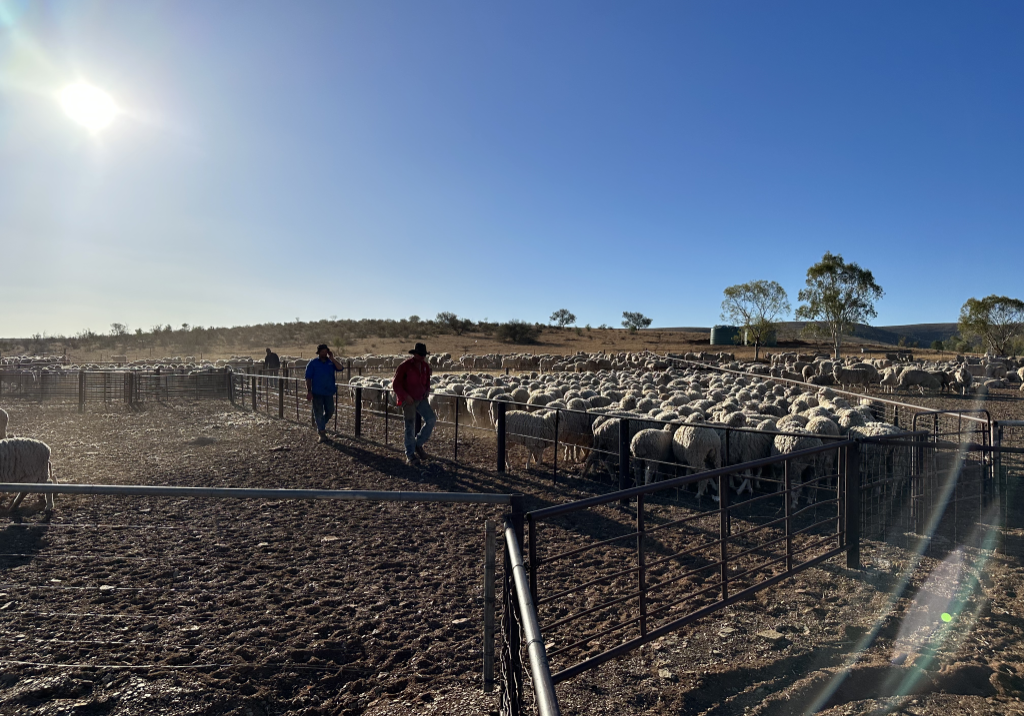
[393,356,432,405]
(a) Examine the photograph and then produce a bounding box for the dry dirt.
[0,384,1021,715]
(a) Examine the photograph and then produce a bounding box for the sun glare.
[59,83,118,132]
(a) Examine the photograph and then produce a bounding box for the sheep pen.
[0,367,1022,715]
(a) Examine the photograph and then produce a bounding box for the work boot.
[406,454,420,466]
[415,446,429,461]
[318,430,328,443]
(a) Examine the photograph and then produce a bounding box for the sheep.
[0,438,57,512]
[771,432,826,507]
[954,365,974,396]
[558,400,596,462]
[501,410,558,470]
[725,421,777,494]
[847,422,912,490]
[630,429,675,484]
[672,419,721,498]
[832,366,871,392]
[897,369,941,394]
[879,369,899,394]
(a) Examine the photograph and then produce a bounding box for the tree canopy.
[621,312,653,332]
[795,252,883,359]
[549,308,576,328]
[435,311,472,336]
[957,295,1024,356]
[720,280,790,360]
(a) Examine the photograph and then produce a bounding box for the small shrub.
[496,320,540,345]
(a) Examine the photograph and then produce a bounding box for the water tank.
[710,325,740,346]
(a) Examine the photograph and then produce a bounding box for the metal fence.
[0,483,564,713]
[521,438,856,684]
[0,369,231,408]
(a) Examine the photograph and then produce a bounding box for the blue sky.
[2,1,1022,338]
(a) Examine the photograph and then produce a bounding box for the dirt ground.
[0,383,1022,715]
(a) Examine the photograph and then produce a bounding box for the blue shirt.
[305,358,338,396]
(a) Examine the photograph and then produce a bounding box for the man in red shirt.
[393,343,436,465]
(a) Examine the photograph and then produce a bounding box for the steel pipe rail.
[503,518,561,716]
[0,484,514,504]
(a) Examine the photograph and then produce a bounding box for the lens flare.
[59,83,118,131]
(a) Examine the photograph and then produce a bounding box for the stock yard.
[0,356,1023,716]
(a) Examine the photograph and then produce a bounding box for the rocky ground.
[0,385,1021,715]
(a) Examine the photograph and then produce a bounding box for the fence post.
[454,397,460,462]
[719,473,729,601]
[78,371,86,413]
[618,418,630,503]
[39,371,46,404]
[251,376,257,412]
[553,409,559,483]
[637,492,647,637]
[784,459,793,572]
[278,377,285,419]
[497,402,507,473]
[354,388,362,438]
[845,441,861,569]
[483,519,496,693]
[990,421,1001,506]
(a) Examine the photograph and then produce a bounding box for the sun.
[59,83,118,132]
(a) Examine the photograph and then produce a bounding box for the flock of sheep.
[348,356,913,506]
[758,352,1024,396]
[2,343,1018,515]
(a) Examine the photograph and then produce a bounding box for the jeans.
[403,399,437,457]
[311,394,336,432]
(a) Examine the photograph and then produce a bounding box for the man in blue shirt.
[305,344,345,442]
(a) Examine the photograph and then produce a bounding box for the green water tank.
[710,325,740,346]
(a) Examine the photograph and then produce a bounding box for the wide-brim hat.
[409,342,429,356]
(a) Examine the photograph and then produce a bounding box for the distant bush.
[496,320,540,345]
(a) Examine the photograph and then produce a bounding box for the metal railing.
[0,481,561,715]
[522,438,856,684]
[0,369,231,408]
[501,515,560,716]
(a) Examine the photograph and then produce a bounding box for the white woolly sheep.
[771,432,828,507]
[725,421,777,494]
[0,438,57,512]
[631,429,675,484]
[672,420,721,498]
[954,365,974,396]
[897,369,941,394]
[832,366,871,392]
[879,369,899,394]
[502,410,558,470]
